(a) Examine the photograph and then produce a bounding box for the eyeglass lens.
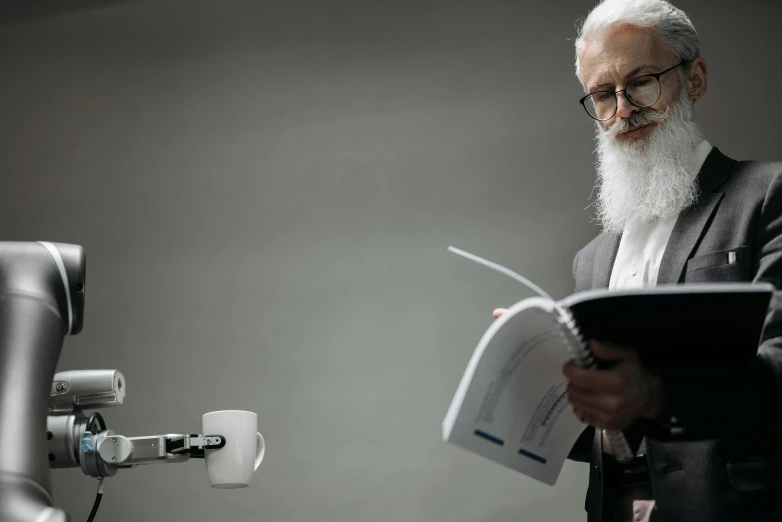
[584,76,661,120]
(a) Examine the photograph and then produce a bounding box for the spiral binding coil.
[555,309,634,463]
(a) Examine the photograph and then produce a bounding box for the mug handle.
[254,432,265,471]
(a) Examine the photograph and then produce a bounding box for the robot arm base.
[0,472,69,522]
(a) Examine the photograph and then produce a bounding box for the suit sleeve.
[657,166,782,440]
[568,425,595,462]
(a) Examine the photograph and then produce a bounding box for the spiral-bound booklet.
[441,246,773,486]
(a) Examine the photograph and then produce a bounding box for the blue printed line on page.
[518,449,547,464]
[473,430,504,446]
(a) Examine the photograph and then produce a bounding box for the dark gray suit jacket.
[569,147,782,522]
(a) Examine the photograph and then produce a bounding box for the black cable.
[84,413,107,522]
[86,490,102,522]
[85,412,106,434]
[85,478,105,522]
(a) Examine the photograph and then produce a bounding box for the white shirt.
[607,139,712,522]
[609,139,713,290]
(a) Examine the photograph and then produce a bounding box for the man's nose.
[615,92,639,119]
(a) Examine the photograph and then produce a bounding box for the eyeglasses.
[579,61,690,121]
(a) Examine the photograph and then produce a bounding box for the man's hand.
[491,308,663,431]
[563,341,665,431]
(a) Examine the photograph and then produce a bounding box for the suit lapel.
[656,147,735,285]
[592,233,621,289]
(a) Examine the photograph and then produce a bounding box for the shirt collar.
[689,139,712,181]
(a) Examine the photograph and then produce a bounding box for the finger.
[492,308,508,318]
[589,340,638,362]
[585,414,628,432]
[569,399,614,429]
[568,394,603,417]
[568,387,624,417]
[572,403,608,429]
[569,390,636,431]
[582,414,611,430]
[563,362,623,392]
[566,382,596,403]
[562,359,579,375]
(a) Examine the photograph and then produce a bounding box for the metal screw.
[112,437,117,442]
[55,382,67,393]
[112,456,117,462]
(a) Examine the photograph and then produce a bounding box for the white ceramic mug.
[202,410,265,489]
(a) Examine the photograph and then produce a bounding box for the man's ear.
[688,57,708,102]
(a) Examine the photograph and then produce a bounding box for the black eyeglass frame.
[578,60,691,121]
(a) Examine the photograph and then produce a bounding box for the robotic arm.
[0,242,245,522]
[48,370,226,476]
[47,369,230,522]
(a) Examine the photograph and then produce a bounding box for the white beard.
[593,88,705,235]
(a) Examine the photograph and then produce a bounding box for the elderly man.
[495,1,782,521]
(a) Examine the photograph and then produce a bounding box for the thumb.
[492,308,508,318]
[588,340,635,361]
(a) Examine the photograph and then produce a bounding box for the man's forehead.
[581,25,677,88]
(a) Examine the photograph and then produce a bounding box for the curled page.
[442,296,588,486]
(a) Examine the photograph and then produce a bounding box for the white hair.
[574,0,701,86]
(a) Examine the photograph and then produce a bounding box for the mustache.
[603,106,671,138]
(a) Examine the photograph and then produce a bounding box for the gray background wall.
[0,1,780,521]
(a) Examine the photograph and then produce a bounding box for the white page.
[442,297,588,486]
